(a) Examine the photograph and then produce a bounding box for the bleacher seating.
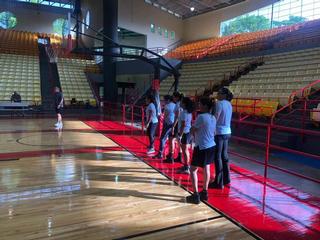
[160,57,251,97]
[57,58,96,104]
[166,26,291,60]
[231,99,279,117]
[0,53,41,103]
[275,19,320,49]
[228,47,320,106]
[166,19,320,61]
[0,29,39,55]
[311,103,320,123]
[0,28,98,106]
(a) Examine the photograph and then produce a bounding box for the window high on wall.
[17,0,74,9]
[53,18,69,36]
[220,0,320,36]
[0,12,17,29]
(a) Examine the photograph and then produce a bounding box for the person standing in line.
[186,97,216,204]
[165,91,183,163]
[145,94,159,155]
[177,97,194,174]
[155,95,175,159]
[209,87,233,189]
[54,87,64,130]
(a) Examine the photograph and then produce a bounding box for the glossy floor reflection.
[0,119,253,240]
[85,120,320,240]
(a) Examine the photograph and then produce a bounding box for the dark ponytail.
[173,91,183,101]
[182,97,195,114]
[146,94,155,103]
[227,91,233,102]
[199,97,215,115]
[218,87,233,102]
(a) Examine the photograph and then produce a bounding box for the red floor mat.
[85,120,320,240]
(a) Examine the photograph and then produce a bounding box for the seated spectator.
[10,92,21,103]
[70,98,77,105]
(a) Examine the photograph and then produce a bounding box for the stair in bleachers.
[228,47,320,106]
[160,57,253,97]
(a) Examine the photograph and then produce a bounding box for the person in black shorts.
[54,87,64,130]
[165,91,183,163]
[186,97,217,204]
[177,97,194,174]
[154,95,175,159]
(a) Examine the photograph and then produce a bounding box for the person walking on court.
[165,91,183,163]
[177,97,194,174]
[155,95,175,159]
[186,97,216,204]
[54,87,64,130]
[209,87,233,189]
[145,94,159,155]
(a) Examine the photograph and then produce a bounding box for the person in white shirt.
[145,94,159,155]
[186,97,216,204]
[165,91,183,163]
[177,97,194,174]
[155,95,175,159]
[209,87,233,189]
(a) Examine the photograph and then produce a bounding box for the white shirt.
[164,102,175,125]
[193,113,216,150]
[215,100,232,135]
[174,101,183,116]
[179,110,192,134]
[146,103,158,124]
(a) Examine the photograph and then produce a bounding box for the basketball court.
[0,0,320,239]
[0,118,254,239]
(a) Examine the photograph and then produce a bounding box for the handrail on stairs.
[271,79,320,125]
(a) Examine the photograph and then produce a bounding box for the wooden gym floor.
[0,119,255,240]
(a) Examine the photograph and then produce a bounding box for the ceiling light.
[190,7,195,12]
[117,28,121,32]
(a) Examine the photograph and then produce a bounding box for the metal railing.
[101,101,320,185]
[271,79,320,125]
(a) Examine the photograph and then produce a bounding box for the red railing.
[288,79,320,105]
[102,101,320,185]
[230,119,320,184]
[271,79,320,125]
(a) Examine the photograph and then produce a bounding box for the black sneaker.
[186,193,200,204]
[199,190,208,201]
[177,165,190,174]
[163,156,174,163]
[209,182,223,189]
[174,154,182,163]
[152,153,163,159]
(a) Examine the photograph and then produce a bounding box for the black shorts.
[191,146,215,168]
[55,108,63,114]
[170,126,179,138]
[181,132,192,145]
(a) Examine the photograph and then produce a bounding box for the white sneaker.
[147,148,155,155]
[55,122,63,130]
